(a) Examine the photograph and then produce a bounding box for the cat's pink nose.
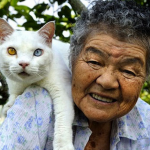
[19,63,29,69]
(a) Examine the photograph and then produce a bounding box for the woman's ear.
[38,21,55,45]
[0,18,14,43]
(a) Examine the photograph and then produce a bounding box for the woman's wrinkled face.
[72,34,146,122]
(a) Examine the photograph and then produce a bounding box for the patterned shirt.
[0,85,150,150]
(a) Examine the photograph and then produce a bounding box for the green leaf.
[42,15,56,22]
[10,0,18,6]
[22,20,39,30]
[57,0,67,5]
[14,5,30,13]
[32,3,49,14]
[58,5,71,19]
[0,0,9,9]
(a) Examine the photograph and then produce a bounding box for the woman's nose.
[96,69,119,90]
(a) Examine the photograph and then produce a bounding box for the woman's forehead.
[81,34,146,63]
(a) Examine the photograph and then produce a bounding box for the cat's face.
[0,19,55,83]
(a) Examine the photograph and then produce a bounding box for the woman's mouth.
[90,93,116,103]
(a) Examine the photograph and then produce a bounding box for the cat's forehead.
[2,30,47,51]
[12,30,38,39]
[9,30,43,45]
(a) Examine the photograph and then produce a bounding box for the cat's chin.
[16,72,43,83]
[18,72,30,79]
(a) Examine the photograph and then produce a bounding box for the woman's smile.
[90,93,117,103]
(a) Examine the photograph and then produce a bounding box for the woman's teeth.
[91,93,115,103]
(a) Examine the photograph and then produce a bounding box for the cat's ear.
[0,18,14,43]
[38,21,55,45]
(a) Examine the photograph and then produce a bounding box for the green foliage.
[140,81,150,104]
[134,0,150,6]
[133,0,150,104]
[0,0,77,42]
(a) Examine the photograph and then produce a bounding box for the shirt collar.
[73,98,150,140]
[111,98,150,146]
[73,106,89,127]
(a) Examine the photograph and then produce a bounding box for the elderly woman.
[70,0,150,149]
[0,0,150,150]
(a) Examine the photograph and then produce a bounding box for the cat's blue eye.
[34,49,43,57]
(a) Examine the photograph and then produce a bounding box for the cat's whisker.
[38,68,48,73]
[11,69,20,72]
[0,67,8,70]
[7,73,13,78]
[33,74,42,79]
[37,70,46,74]
[27,68,38,72]
[1,68,10,72]
[25,68,41,77]
[1,65,9,68]
[27,71,37,75]
[2,63,9,65]
[27,68,47,76]
[2,65,10,68]
[10,70,21,74]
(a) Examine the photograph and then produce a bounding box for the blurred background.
[0,0,150,105]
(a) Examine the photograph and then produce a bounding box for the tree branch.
[68,0,87,14]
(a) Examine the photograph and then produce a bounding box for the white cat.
[0,18,74,150]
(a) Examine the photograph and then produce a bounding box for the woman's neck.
[89,121,112,135]
[85,121,112,150]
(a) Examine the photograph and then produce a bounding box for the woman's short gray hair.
[69,0,150,76]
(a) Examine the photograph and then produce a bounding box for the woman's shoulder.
[0,85,55,150]
[136,98,150,130]
[136,98,150,112]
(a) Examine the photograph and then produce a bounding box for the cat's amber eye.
[7,47,17,55]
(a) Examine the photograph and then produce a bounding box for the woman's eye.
[7,47,17,55]
[34,49,43,57]
[86,60,101,70]
[123,70,136,78]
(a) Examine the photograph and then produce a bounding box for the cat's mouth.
[18,72,30,77]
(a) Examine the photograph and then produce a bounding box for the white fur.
[0,19,74,150]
